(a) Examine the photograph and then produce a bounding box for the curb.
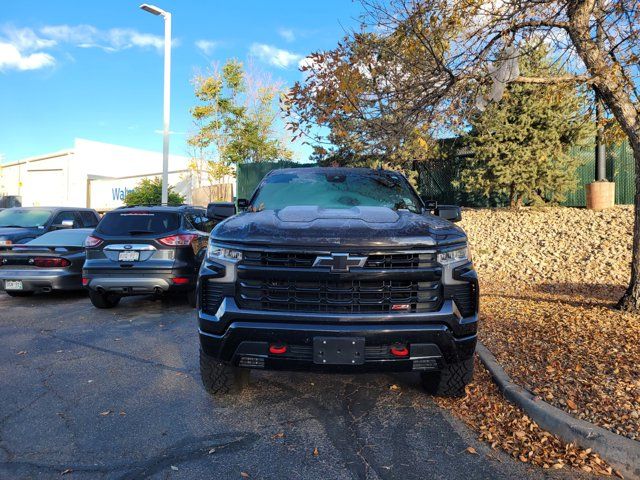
[476,341,640,480]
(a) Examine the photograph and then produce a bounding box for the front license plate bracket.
[313,337,365,365]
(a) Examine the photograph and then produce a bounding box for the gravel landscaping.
[437,205,639,476]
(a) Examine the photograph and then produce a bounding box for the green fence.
[236,161,317,200]
[417,143,636,207]
[236,145,635,207]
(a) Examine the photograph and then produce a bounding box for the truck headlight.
[437,246,470,265]
[207,243,242,261]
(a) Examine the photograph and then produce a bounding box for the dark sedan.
[0,228,93,297]
[0,207,100,246]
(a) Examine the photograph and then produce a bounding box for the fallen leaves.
[460,207,640,442]
[313,447,319,456]
[466,447,478,455]
[272,432,285,439]
[240,472,250,478]
[98,410,112,417]
[16,350,27,355]
[389,384,401,391]
[435,358,615,476]
[61,468,73,475]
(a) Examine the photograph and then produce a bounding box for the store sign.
[112,187,133,201]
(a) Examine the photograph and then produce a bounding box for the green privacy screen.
[236,144,635,207]
[236,161,318,200]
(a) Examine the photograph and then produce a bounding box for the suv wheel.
[6,291,34,297]
[199,350,249,395]
[421,357,474,397]
[89,290,121,309]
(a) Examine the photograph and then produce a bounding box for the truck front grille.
[236,278,441,313]
[242,251,437,269]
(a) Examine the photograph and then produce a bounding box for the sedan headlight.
[437,246,470,264]
[207,242,242,261]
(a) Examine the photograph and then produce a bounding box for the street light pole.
[140,4,171,205]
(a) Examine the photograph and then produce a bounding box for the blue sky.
[0,0,363,163]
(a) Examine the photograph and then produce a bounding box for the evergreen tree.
[459,46,591,207]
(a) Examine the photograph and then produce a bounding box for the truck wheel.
[421,357,474,397]
[199,350,249,395]
[89,290,121,309]
[6,291,34,297]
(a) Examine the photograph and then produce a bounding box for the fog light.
[82,278,89,286]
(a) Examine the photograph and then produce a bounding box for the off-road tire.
[421,357,474,397]
[89,290,121,309]
[199,350,249,395]
[6,291,34,297]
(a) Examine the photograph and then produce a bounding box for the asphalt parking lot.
[1,293,588,480]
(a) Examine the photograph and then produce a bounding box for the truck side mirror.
[52,219,75,230]
[420,196,438,211]
[436,205,462,223]
[207,202,236,221]
[237,198,249,210]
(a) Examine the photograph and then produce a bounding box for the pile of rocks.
[459,206,633,287]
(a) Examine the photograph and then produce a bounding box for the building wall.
[0,139,214,209]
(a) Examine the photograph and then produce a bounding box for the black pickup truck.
[197,167,478,396]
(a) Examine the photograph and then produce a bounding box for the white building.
[0,138,234,211]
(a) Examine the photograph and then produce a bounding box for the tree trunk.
[566,0,640,310]
[509,182,517,208]
[617,143,640,310]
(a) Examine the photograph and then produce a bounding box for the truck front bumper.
[198,297,477,373]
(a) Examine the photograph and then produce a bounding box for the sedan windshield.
[251,170,423,213]
[0,208,52,228]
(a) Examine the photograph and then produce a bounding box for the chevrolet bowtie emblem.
[313,253,367,272]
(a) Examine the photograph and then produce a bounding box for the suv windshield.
[96,211,181,236]
[251,170,422,213]
[0,208,52,228]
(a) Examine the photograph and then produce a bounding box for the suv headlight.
[207,242,242,261]
[437,246,470,265]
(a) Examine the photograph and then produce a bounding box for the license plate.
[5,280,23,290]
[118,251,140,262]
[313,337,365,365]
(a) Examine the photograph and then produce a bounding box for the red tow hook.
[390,344,409,357]
[269,344,287,355]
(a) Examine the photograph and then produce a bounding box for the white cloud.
[40,24,168,53]
[278,28,295,42]
[249,43,303,69]
[0,42,55,71]
[194,39,218,56]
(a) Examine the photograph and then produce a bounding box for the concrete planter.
[586,181,615,211]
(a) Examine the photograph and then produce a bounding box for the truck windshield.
[251,170,422,213]
[0,208,52,228]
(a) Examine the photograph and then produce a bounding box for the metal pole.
[595,89,606,181]
[594,0,606,182]
[161,12,171,205]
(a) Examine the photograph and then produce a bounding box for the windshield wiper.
[128,230,155,235]
[0,225,27,228]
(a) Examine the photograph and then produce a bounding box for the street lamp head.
[140,3,166,16]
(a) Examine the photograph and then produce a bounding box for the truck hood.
[211,206,466,249]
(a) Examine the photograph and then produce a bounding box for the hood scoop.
[275,206,399,224]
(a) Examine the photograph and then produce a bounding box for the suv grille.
[242,251,437,269]
[237,278,441,313]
